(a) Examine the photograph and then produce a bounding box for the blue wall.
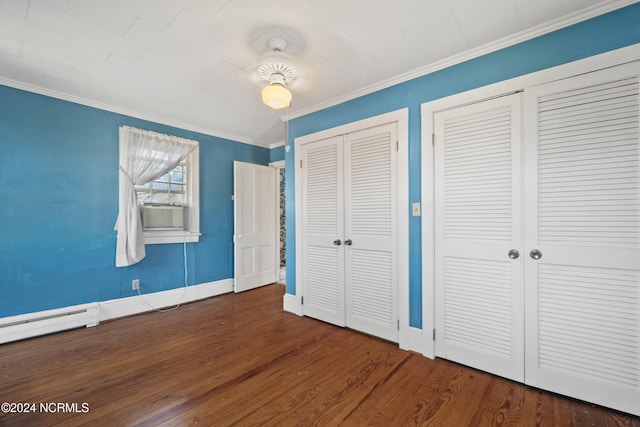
[0,87,269,318]
[270,145,285,163]
[284,4,640,328]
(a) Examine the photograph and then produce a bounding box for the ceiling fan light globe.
[262,83,291,109]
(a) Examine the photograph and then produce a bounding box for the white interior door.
[523,63,640,416]
[300,136,346,326]
[344,124,399,342]
[233,161,277,293]
[434,94,525,381]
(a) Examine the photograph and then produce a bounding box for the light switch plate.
[412,202,421,217]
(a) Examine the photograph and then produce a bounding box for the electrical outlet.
[132,279,140,290]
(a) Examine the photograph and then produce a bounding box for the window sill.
[144,230,201,245]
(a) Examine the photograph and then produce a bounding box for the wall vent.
[0,303,98,344]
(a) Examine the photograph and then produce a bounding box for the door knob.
[333,239,342,246]
[530,249,542,260]
[344,239,352,246]
[508,249,519,259]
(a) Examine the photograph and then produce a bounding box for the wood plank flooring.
[0,284,638,426]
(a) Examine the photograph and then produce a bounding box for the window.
[141,146,200,245]
[115,126,201,267]
[135,159,187,205]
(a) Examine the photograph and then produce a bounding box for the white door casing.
[434,94,525,381]
[233,161,277,293]
[523,62,640,416]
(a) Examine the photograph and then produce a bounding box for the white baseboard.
[98,279,233,322]
[283,293,302,316]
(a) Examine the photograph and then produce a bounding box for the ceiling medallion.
[258,38,299,110]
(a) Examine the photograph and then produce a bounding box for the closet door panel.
[434,94,524,381]
[344,124,398,342]
[524,62,640,416]
[301,136,346,326]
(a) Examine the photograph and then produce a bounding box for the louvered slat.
[305,246,340,312]
[538,264,639,389]
[443,106,513,241]
[435,93,523,382]
[537,76,640,247]
[306,144,339,235]
[524,63,640,417]
[443,257,513,358]
[348,131,392,237]
[345,123,398,342]
[350,250,393,325]
[301,136,344,326]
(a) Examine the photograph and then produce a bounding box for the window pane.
[151,193,170,204]
[135,158,189,207]
[170,193,185,204]
[171,171,184,183]
[137,192,151,203]
[154,182,169,190]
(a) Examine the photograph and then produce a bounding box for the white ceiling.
[0,0,634,147]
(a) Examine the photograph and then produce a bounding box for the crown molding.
[269,140,285,149]
[286,0,637,121]
[0,76,271,148]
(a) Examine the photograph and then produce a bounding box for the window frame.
[141,145,200,245]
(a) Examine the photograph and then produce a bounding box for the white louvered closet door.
[523,62,640,416]
[300,136,346,326]
[434,94,524,382]
[344,124,398,342]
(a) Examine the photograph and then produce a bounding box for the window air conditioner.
[142,205,186,230]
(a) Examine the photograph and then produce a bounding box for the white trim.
[286,0,636,122]
[395,110,410,351]
[283,293,302,316]
[0,279,234,342]
[420,43,640,361]
[421,104,437,359]
[405,327,430,356]
[144,231,201,245]
[0,77,266,148]
[269,160,285,168]
[269,141,286,149]
[98,279,233,322]
[294,108,410,348]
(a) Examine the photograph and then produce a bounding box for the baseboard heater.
[0,302,99,344]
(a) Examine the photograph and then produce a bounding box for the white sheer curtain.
[115,126,197,267]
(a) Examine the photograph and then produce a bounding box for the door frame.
[294,108,410,349]
[421,44,640,359]
[270,160,286,284]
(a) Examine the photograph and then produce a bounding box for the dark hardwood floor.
[0,284,638,426]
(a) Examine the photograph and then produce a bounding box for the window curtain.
[115,126,197,267]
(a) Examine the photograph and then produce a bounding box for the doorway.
[271,160,286,284]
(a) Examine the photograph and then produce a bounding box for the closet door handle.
[344,239,352,246]
[333,239,342,246]
[508,249,519,259]
[530,249,542,260]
